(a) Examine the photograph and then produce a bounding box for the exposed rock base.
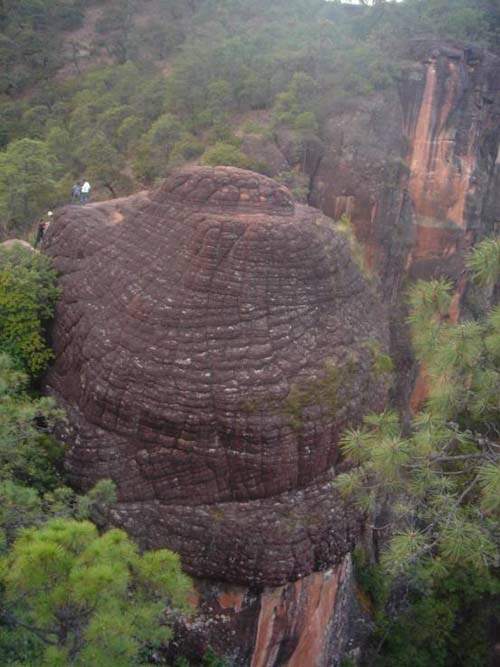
[167,555,370,667]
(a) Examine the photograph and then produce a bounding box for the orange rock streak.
[406,56,480,410]
[407,58,477,261]
[251,560,348,667]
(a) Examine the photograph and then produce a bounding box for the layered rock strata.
[43,166,389,587]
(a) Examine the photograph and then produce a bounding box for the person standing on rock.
[80,180,91,204]
[34,211,53,247]
[71,182,81,203]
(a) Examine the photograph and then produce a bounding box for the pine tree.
[335,238,500,663]
[0,519,193,665]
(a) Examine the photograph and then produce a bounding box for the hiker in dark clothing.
[71,182,81,203]
[35,220,45,247]
[34,211,53,247]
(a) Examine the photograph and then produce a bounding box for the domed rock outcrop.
[43,166,389,586]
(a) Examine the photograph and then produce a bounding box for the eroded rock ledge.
[44,166,389,586]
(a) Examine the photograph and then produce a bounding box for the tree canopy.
[1,0,498,238]
[1,519,192,666]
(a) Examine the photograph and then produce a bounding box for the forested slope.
[0,0,498,237]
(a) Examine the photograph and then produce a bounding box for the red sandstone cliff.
[310,40,500,410]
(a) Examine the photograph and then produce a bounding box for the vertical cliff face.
[402,42,499,278]
[312,40,500,285]
[310,40,500,406]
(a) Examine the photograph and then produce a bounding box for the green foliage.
[328,43,398,97]
[1,0,496,239]
[0,246,60,377]
[336,214,373,280]
[169,135,205,165]
[0,139,60,235]
[202,647,228,667]
[77,131,130,197]
[201,142,252,169]
[116,115,144,152]
[408,279,499,422]
[0,353,63,490]
[47,126,76,171]
[0,480,44,549]
[359,560,499,667]
[372,348,394,376]
[275,170,309,202]
[0,253,192,663]
[94,0,140,64]
[338,240,500,665]
[272,72,319,128]
[0,350,191,663]
[0,0,84,96]
[133,113,186,182]
[477,462,500,514]
[403,0,495,45]
[466,237,500,288]
[0,352,118,554]
[0,519,193,665]
[75,479,118,529]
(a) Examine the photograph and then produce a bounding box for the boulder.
[1,239,35,251]
[43,166,389,585]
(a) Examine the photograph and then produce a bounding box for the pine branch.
[456,473,480,506]
[1,611,58,646]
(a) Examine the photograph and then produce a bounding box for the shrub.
[169,135,205,164]
[0,353,63,492]
[201,142,251,169]
[0,139,60,235]
[0,246,60,378]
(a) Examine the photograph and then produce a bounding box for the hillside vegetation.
[0,0,499,237]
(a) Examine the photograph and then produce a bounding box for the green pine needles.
[466,237,500,288]
[0,354,194,665]
[335,238,500,663]
[0,520,192,666]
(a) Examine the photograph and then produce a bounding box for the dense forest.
[0,0,499,238]
[0,1,499,665]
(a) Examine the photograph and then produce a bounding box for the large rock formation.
[43,166,388,590]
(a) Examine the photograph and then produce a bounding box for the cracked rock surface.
[44,166,389,585]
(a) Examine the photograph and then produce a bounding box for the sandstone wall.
[165,555,369,667]
[309,40,500,409]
